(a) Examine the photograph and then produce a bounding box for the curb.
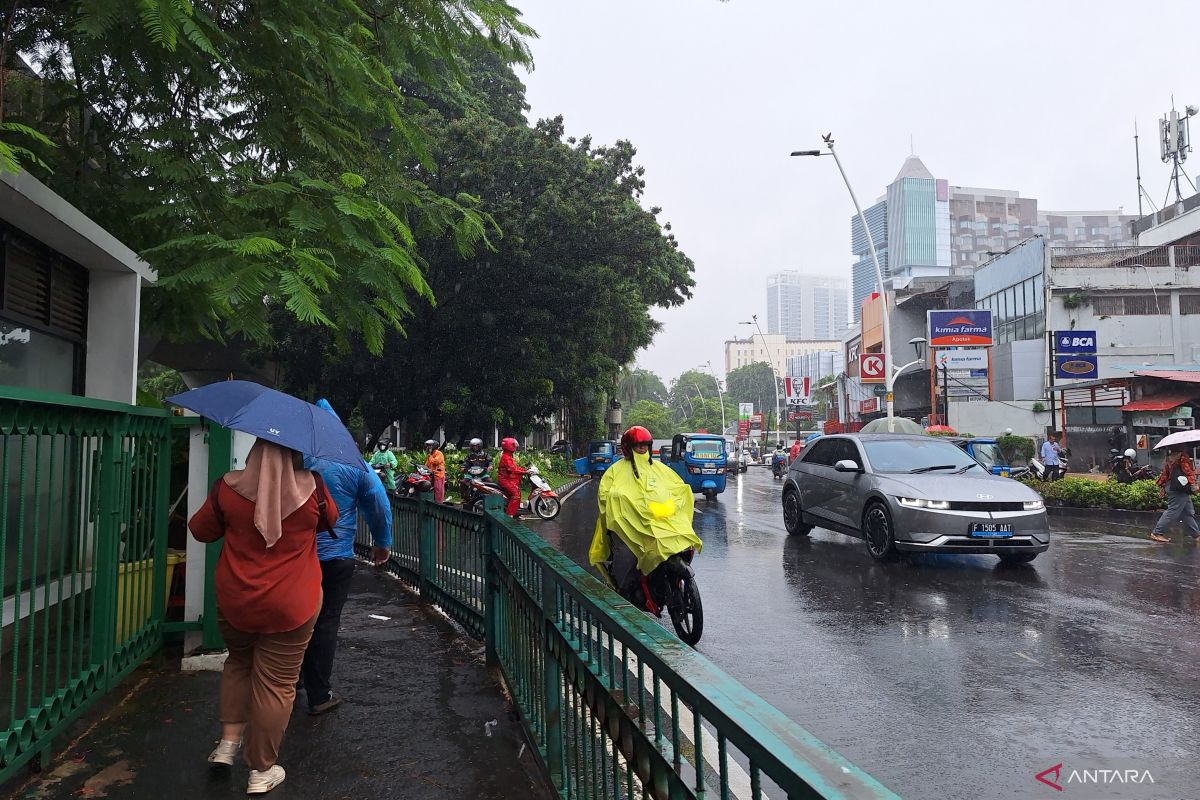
[1047,505,1162,540]
[552,475,590,503]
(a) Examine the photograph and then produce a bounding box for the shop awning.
[1120,392,1197,412]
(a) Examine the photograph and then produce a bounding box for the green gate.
[0,387,172,782]
[360,494,899,800]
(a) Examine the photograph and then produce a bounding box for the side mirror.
[833,460,862,473]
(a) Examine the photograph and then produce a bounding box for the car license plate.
[970,522,1013,537]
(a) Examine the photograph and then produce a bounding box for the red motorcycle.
[461,465,560,520]
[400,465,434,498]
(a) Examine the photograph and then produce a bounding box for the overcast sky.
[514,0,1200,385]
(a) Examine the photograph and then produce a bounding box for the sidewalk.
[3,567,551,800]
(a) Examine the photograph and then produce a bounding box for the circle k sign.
[860,354,886,383]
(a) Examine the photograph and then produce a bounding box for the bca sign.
[784,376,811,406]
[859,353,885,384]
[1055,330,1097,354]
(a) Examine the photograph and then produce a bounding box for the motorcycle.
[461,464,505,512]
[1014,449,1071,481]
[771,452,787,480]
[525,466,561,520]
[1108,449,1155,482]
[600,538,703,646]
[399,465,434,498]
[460,465,561,520]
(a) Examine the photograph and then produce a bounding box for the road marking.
[1015,651,1041,665]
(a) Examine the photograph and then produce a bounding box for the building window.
[1091,294,1170,316]
[1181,295,1200,315]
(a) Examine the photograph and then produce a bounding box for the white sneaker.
[247,765,286,794]
[207,739,241,767]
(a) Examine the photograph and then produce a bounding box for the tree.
[726,362,781,416]
[617,367,668,407]
[1,1,532,353]
[269,66,694,441]
[625,400,673,439]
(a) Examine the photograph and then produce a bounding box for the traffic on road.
[534,440,1200,799]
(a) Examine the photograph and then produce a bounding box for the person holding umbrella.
[188,440,338,794]
[168,381,370,795]
[1150,443,1200,544]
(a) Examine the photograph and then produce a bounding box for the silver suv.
[781,434,1050,563]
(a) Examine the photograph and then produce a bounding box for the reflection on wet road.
[534,467,1200,799]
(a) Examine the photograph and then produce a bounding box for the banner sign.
[1054,330,1097,354]
[737,419,750,439]
[928,310,994,347]
[749,413,764,435]
[788,410,814,422]
[784,376,811,406]
[859,398,879,414]
[935,349,988,370]
[738,402,754,419]
[1055,354,1098,379]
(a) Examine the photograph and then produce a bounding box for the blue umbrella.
[167,381,367,471]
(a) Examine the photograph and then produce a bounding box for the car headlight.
[897,497,950,509]
[1023,499,1044,510]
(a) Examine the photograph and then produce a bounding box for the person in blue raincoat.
[299,399,393,715]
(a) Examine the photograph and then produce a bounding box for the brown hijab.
[224,440,316,548]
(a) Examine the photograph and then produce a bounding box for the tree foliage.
[725,362,781,414]
[617,367,668,408]
[625,400,673,439]
[1,0,533,353]
[269,60,694,440]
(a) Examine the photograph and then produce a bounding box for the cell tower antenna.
[1160,100,1198,205]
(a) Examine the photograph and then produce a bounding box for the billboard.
[859,398,879,414]
[928,310,994,347]
[784,376,811,405]
[738,402,754,419]
[749,413,764,435]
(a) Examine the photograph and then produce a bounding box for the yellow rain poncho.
[588,451,703,577]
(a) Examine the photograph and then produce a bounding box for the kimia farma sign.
[927,310,994,347]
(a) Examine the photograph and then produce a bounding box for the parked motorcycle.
[1014,449,1071,481]
[399,465,434,498]
[600,537,703,646]
[1109,449,1155,482]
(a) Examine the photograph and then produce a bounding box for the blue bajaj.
[662,433,727,501]
[574,440,620,476]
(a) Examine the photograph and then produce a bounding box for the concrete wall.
[948,400,1050,437]
[84,271,142,403]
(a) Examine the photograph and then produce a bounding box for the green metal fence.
[0,387,171,783]
[362,494,899,800]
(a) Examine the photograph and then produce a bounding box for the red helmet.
[620,426,653,460]
[501,437,519,453]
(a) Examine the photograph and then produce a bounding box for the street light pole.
[739,316,784,443]
[699,361,727,434]
[792,135,897,431]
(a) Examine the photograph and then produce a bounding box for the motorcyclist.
[771,442,787,475]
[460,438,493,507]
[588,426,703,609]
[497,437,527,518]
[369,440,398,493]
[1113,448,1150,484]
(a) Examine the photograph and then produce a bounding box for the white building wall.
[724,335,843,377]
[85,271,142,403]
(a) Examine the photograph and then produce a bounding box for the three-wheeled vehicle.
[574,440,621,476]
[951,437,1013,477]
[660,433,728,500]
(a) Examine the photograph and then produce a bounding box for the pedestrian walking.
[1150,446,1200,544]
[424,439,446,503]
[1040,432,1063,481]
[188,440,338,795]
[300,400,393,716]
[788,439,802,464]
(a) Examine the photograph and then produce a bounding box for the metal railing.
[0,387,171,783]
[364,494,898,800]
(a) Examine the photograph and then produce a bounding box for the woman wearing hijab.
[189,440,339,795]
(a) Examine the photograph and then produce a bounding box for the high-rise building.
[853,158,1139,318]
[949,187,1136,275]
[766,272,849,340]
[850,156,951,319]
[786,350,843,383]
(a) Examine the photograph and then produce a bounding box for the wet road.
[535,468,1200,799]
